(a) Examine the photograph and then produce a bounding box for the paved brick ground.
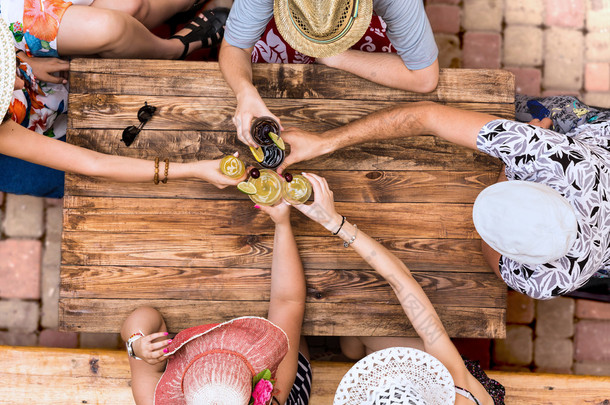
[0,0,609,375]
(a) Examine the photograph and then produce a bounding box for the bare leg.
[340,336,425,360]
[121,307,168,405]
[90,0,192,29]
[56,5,184,59]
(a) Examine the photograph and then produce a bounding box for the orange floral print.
[23,0,72,42]
[9,99,27,124]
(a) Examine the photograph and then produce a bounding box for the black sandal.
[166,0,211,33]
[170,7,230,60]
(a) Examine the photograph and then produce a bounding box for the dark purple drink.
[260,145,285,169]
[251,116,280,146]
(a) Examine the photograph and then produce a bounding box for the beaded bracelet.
[332,216,346,235]
[162,158,169,184]
[343,224,358,248]
[153,157,160,185]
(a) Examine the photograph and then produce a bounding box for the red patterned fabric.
[252,14,396,64]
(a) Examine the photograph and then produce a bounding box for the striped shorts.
[286,352,312,405]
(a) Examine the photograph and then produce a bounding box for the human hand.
[234,88,282,147]
[256,200,292,226]
[292,173,342,232]
[277,127,330,174]
[197,152,248,188]
[528,117,552,129]
[20,54,69,84]
[131,332,172,365]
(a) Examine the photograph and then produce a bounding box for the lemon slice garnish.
[249,146,264,162]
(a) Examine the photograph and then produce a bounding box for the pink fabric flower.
[252,379,274,405]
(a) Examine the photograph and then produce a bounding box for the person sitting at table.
[0,0,231,60]
[219,0,439,146]
[0,21,245,197]
[120,201,311,405]
[276,98,610,300]
[294,173,505,404]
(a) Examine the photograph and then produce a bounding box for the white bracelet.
[126,331,144,360]
[343,224,358,248]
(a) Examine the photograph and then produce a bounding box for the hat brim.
[334,347,456,405]
[0,18,16,120]
[154,317,289,405]
[274,0,373,58]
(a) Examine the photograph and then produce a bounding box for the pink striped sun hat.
[154,317,289,405]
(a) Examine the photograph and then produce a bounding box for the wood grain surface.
[61,59,512,337]
[4,346,607,405]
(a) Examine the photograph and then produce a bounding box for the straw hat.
[274,0,373,58]
[473,180,578,265]
[154,317,289,405]
[0,17,15,120]
[334,347,456,405]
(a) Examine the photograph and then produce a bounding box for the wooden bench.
[61,59,513,338]
[2,346,608,404]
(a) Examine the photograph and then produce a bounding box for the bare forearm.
[321,50,439,93]
[219,40,256,98]
[269,222,306,306]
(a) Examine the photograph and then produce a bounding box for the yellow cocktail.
[248,169,283,206]
[219,155,245,179]
[282,174,312,205]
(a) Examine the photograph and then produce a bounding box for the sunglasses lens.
[122,126,139,146]
[138,105,156,123]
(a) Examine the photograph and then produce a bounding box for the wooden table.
[60,59,514,338]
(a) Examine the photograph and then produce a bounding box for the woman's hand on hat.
[234,89,282,147]
[18,53,69,85]
[276,128,329,175]
[133,331,173,365]
[255,200,292,226]
[293,173,343,232]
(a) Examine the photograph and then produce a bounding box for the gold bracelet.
[153,157,159,185]
[162,158,169,184]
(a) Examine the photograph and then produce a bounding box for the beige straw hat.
[274,0,373,58]
[0,16,15,120]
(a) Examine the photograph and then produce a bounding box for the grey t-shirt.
[224,0,438,70]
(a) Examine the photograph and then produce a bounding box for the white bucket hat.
[0,16,15,120]
[473,180,578,265]
[334,347,456,405]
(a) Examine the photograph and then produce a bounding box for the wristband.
[332,216,346,235]
[126,331,144,360]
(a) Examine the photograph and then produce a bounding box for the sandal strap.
[170,8,230,60]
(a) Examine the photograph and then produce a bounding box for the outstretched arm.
[279,102,499,173]
[318,51,439,93]
[259,202,306,403]
[294,173,469,380]
[0,120,246,188]
[219,40,282,147]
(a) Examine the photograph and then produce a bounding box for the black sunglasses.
[122,102,157,146]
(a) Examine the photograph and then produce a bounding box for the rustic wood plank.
[60,266,505,307]
[3,346,608,405]
[69,59,515,104]
[59,298,505,337]
[65,169,499,202]
[68,94,514,131]
[62,198,480,238]
[65,129,501,172]
[61,233,489,271]
[311,362,610,405]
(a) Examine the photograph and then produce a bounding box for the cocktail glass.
[250,117,285,169]
[248,169,283,206]
[219,155,246,179]
[282,174,312,205]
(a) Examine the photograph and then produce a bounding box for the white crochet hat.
[334,347,456,405]
[473,180,578,265]
[0,16,15,120]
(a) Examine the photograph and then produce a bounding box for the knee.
[116,0,150,22]
[91,10,133,54]
[340,336,366,360]
[120,306,164,341]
